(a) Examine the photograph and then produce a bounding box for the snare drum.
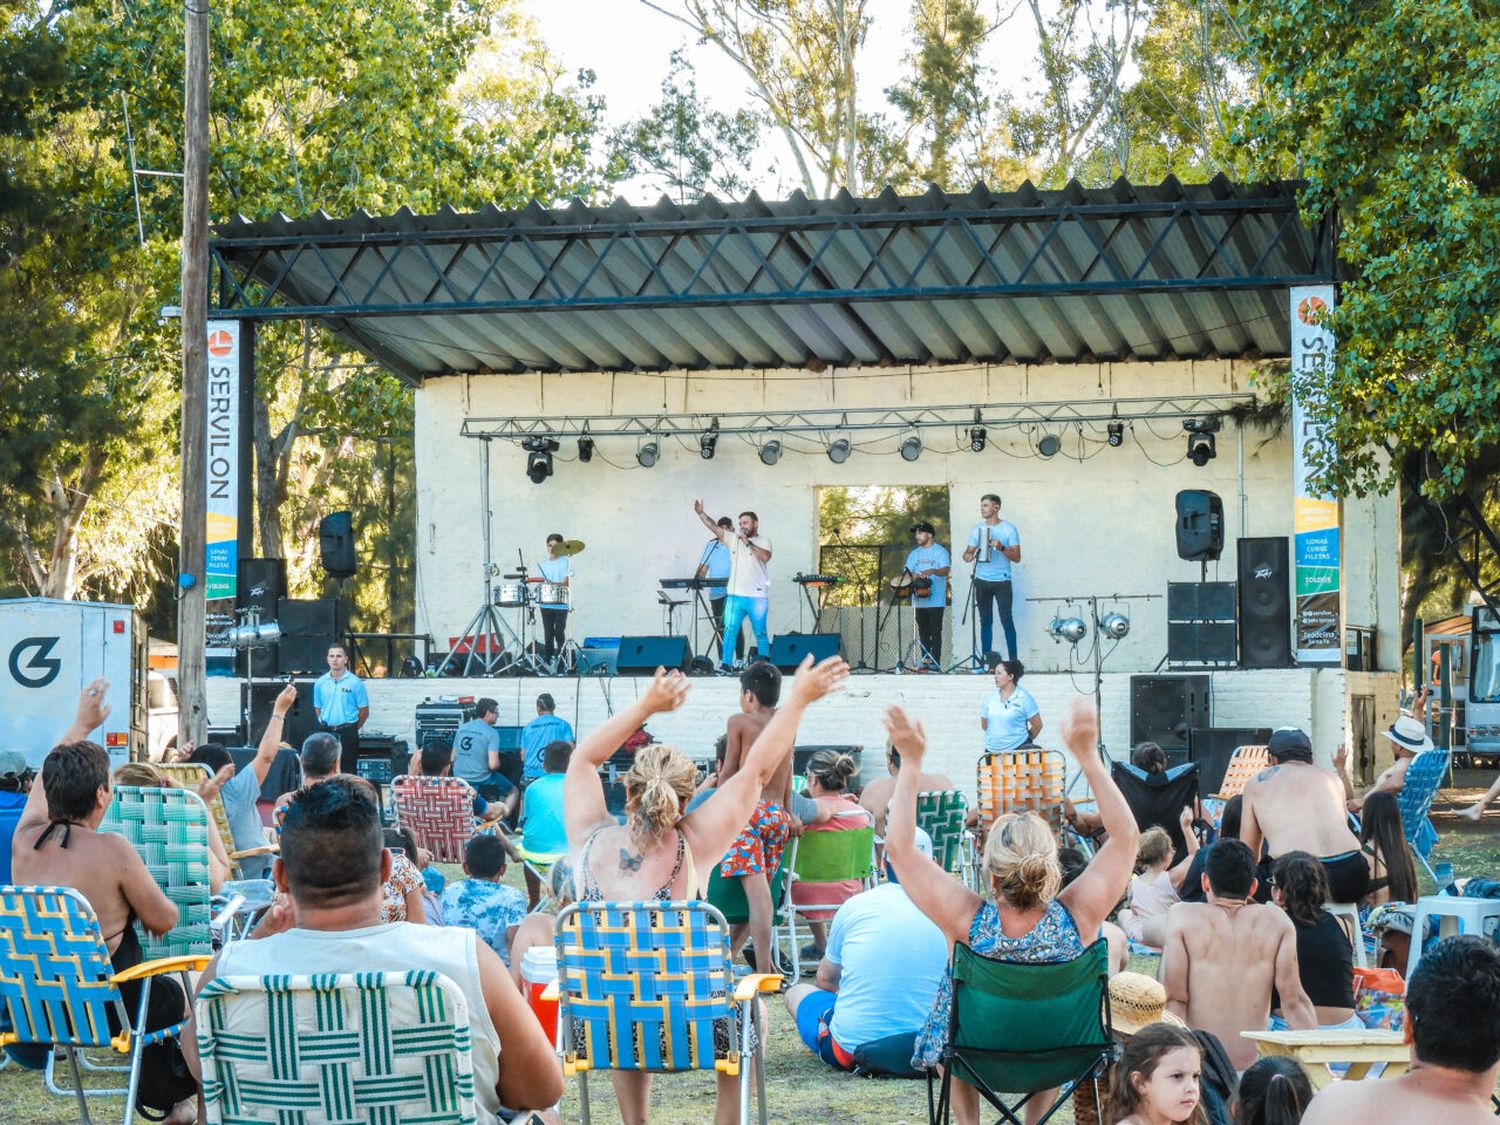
[494,581,529,607]
[539,582,571,608]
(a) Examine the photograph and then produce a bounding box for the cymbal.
[554,539,586,557]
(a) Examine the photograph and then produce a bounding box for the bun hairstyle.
[807,749,858,792]
[982,813,1063,910]
[622,743,699,842]
[1131,741,1168,775]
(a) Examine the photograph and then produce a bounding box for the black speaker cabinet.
[768,633,843,673]
[1166,581,1237,622]
[1175,490,1224,562]
[1167,621,1238,664]
[277,597,349,675]
[1130,674,1211,752]
[236,557,286,677]
[616,635,692,675]
[318,511,357,577]
[244,679,317,750]
[1237,537,1293,668]
[1190,727,1273,793]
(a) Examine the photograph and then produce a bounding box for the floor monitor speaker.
[616,635,691,675]
[768,633,843,673]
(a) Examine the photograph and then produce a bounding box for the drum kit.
[483,540,585,673]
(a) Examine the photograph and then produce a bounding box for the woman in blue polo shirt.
[980,659,1042,751]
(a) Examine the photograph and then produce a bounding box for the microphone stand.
[832,526,873,672]
[948,524,987,674]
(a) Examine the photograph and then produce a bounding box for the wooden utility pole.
[177,0,210,745]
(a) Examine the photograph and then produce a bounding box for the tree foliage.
[1229,0,1500,501]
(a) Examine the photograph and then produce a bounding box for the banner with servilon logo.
[1289,286,1341,667]
[205,320,242,600]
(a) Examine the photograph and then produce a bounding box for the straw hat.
[1383,714,1434,756]
[1107,972,1187,1036]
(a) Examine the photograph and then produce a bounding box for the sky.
[522,0,1050,199]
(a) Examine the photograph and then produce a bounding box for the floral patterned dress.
[912,897,1087,1069]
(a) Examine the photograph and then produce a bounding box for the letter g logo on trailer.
[9,636,62,688]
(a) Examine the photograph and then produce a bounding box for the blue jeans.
[974,579,1016,661]
[722,595,769,664]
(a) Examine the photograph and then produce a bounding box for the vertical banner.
[205,320,241,600]
[1289,286,1342,666]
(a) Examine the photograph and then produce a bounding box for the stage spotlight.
[700,420,719,460]
[577,436,594,462]
[827,437,851,464]
[1107,422,1124,447]
[1100,612,1131,639]
[522,436,559,484]
[637,442,659,468]
[900,434,922,461]
[1045,615,1088,644]
[1187,432,1217,467]
[759,439,782,466]
[969,426,987,452]
[1037,433,1062,458]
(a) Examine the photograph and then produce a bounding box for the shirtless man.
[12,679,198,1123]
[1161,838,1315,1071]
[1303,936,1500,1125]
[858,742,955,839]
[1351,687,1431,813]
[1239,727,1369,904]
[717,660,793,972]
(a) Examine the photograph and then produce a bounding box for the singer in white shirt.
[961,493,1021,661]
[694,500,773,666]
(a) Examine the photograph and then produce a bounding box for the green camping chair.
[778,826,877,979]
[916,790,974,888]
[928,939,1112,1125]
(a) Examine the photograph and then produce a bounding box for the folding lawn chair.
[195,970,479,1123]
[778,826,878,979]
[390,774,497,864]
[1396,747,1449,882]
[100,784,231,959]
[0,885,208,1124]
[1210,745,1268,800]
[549,900,782,1125]
[977,750,1067,834]
[928,939,1113,1125]
[1111,760,1200,863]
[916,790,975,887]
[158,761,277,880]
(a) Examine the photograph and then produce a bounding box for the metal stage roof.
[210,175,1336,384]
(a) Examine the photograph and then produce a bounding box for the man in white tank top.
[190,776,562,1123]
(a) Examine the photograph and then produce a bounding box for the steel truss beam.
[210,198,1333,321]
[458,393,1256,442]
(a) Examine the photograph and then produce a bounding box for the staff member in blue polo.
[520,693,574,783]
[904,521,951,669]
[312,641,369,773]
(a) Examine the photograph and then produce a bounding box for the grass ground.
[7,787,1500,1124]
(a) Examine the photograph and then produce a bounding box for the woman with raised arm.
[563,654,849,1125]
[885,695,1139,1125]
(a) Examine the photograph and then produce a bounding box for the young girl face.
[1131,1045,1201,1123]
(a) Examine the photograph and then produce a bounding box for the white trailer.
[0,597,146,769]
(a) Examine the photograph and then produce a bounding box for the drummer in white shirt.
[537,533,572,660]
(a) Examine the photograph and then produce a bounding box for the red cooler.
[520,946,559,1046]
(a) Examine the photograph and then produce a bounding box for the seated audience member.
[790,749,875,960]
[1302,935,1500,1125]
[271,731,344,826]
[1058,847,1128,974]
[1177,796,1242,905]
[887,697,1138,1125]
[1348,687,1430,812]
[1357,790,1419,905]
[12,681,198,1123]
[383,825,437,923]
[1111,741,1203,864]
[857,741,955,840]
[1233,1056,1313,1125]
[1118,816,1199,950]
[441,834,527,964]
[1108,1022,1206,1125]
[197,776,562,1122]
[784,828,947,1073]
[517,739,571,908]
[508,858,576,990]
[1268,852,1357,1030]
[1162,838,1315,1071]
[415,739,511,822]
[1240,729,1369,904]
[0,750,33,883]
[186,682,297,879]
[114,760,234,893]
[564,657,849,1124]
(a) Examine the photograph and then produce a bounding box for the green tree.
[1229,0,1500,501]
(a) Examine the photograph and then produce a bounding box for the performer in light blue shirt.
[962,493,1022,662]
[903,521,951,668]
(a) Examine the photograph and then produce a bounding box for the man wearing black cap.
[1239,727,1370,903]
[904,522,950,669]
